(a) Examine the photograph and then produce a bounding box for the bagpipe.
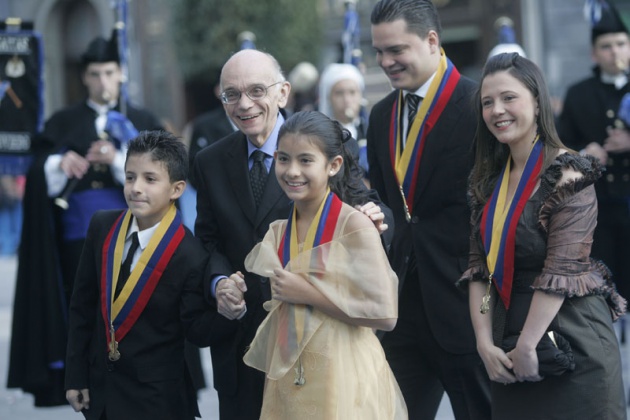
[54,111,138,210]
[0,18,44,175]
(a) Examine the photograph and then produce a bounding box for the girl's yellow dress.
[244,203,407,419]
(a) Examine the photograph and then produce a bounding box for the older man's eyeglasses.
[220,81,283,105]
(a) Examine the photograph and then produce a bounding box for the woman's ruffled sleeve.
[533,164,626,320]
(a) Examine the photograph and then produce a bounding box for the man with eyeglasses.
[192,49,393,419]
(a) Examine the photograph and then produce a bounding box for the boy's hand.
[66,388,90,412]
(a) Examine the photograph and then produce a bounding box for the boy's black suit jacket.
[65,209,224,419]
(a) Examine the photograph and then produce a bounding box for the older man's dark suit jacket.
[65,210,224,420]
[367,77,477,354]
[193,127,393,419]
[193,130,291,418]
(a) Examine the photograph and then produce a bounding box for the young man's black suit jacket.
[65,210,223,420]
[367,76,491,418]
[368,79,477,353]
[193,127,393,420]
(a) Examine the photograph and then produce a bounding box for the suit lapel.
[255,160,286,226]
[406,82,466,205]
[226,134,257,224]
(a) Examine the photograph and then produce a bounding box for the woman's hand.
[507,342,543,382]
[478,342,517,385]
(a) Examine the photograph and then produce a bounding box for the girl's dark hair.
[278,111,369,207]
[126,130,188,182]
[470,53,573,204]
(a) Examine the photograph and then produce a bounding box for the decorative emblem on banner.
[5,55,25,78]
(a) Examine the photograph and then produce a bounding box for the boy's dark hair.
[371,0,442,41]
[126,130,188,182]
[278,111,369,207]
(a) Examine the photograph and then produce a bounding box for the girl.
[460,53,626,419]
[243,111,407,419]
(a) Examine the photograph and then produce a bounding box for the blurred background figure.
[237,30,257,50]
[557,0,630,340]
[318,62,369,178]
[0,174,24,256]
[286,61,319,113]
[487,16,527,59]
[180,77,236,230]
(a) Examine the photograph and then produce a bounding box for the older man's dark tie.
[250,150,268,207]
[406,93,421,138]
[116,232,139,299]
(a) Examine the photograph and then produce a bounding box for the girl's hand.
[270,268,310,304]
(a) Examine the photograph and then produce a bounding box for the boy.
[65,130,215,419]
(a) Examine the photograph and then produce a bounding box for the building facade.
[1,0,629,128]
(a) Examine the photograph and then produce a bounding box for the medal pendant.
[293,357,305,386]
[109,325,121,361]
[399,186,412,222]
[480,275,492,315]
[108,342,121,361]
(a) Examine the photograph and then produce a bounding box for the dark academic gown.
[6,100,164,406]
[557,67,630,300]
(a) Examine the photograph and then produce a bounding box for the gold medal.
[108,325,121,361]
[399,186,412,222]
[480,274,492,314]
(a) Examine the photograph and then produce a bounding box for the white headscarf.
[318,63,365,119]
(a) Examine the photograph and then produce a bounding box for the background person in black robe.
[557,0,630,310]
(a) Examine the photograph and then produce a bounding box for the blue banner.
[0,29,44,175]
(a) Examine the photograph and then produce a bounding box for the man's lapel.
[226,134,257,225]
[254,159,286,227]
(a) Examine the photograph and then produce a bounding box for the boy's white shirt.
[123,217,160,271]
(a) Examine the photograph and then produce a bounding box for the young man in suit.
[65,131,218,419]
[368,1,490,418]
[193,49,392,419]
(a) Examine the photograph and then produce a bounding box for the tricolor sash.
[100,204,185,353]
[389,49,460,220]
[480,138,543,309]
[276,190,342,350]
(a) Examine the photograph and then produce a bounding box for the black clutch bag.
[501,331,576,377]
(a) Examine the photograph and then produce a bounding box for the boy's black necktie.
[116,232,139,299]
[250,150,268,207]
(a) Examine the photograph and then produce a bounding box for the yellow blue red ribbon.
[276,190,342,349]
[480,138,543,309]
[388,49,460,217]
[100,204,184,350]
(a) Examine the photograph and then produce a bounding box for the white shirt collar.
[406,71,437,99]
[601,72,628,90]
[87,99,116,115]
[127,217,160,251]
